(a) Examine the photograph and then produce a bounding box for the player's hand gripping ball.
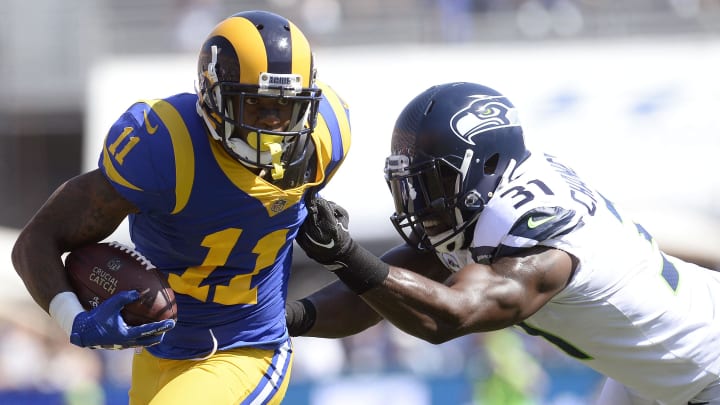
[64,241,177,326]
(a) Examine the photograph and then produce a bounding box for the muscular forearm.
[295,196,543,344]
[12,232,73,311]
[12,171,134,311]
[361,267,466,344]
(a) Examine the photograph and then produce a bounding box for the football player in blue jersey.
[12,10,351,405]
[287,82,720,404]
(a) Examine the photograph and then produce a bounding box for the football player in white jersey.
[287,82,720,405]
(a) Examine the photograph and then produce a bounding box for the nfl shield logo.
[107,258,122,271]
[271,199,287,213]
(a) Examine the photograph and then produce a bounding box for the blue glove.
[70,290,176,350]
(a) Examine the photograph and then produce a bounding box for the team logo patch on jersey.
[270,199,288,213]
[450,96,520,145]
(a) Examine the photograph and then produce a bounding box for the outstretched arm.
[294,196,574,343]
[361,247,573,344]
[288,243,451,338]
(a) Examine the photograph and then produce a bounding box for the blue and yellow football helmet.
[196,10,322,186]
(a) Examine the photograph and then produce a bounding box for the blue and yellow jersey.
[98,82,350,359]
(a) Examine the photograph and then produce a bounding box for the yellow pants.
[129,340,293,405]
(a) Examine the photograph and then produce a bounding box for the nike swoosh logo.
[144,110,159,135]
[305,234,335,249]
[527,215,555,229]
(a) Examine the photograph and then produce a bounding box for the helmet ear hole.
[484,153,499,175]
[387,82,527,254]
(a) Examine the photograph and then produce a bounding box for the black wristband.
[333,241,390,294]
[285,298,317,337]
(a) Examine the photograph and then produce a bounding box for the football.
[64,241,177,326]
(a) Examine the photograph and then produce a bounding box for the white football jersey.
[436,151,720,404]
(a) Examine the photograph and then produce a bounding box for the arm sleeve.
[98,102,177,214]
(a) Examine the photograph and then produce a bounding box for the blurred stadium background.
[1,0,720,404]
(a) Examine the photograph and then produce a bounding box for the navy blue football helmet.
[384,82,529,253]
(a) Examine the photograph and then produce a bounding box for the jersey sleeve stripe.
[315,83,351,184]
[319,83,351,153]
[141,99,195,214]
[102,144,142,191]
[490,207,582,259]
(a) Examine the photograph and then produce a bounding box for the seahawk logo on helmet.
[450,96,521,146]
[385,82,529,254]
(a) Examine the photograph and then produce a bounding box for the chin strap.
[268,142,284,179]
[246,131,286,179]
[196,101,221,141]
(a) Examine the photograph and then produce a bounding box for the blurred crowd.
[173,0,720,46]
